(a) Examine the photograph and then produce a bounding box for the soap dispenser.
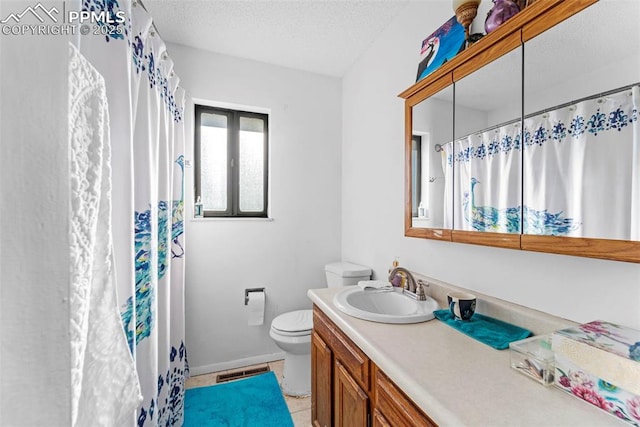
[388,259,399,275]
[389,259,404,287]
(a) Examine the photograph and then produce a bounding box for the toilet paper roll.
[246,291,265,326]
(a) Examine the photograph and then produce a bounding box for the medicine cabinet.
[400,0,640,263]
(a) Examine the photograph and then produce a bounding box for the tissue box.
[552,321,640,426]
[554,354,640,426]
[552,321,640,395]
[509,335,554,385]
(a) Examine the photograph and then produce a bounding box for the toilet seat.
[271,309,312,337]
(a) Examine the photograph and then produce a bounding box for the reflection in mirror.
[524,1,639,116]
[411,85,454,229]
[523,0,640,241]
[453,47,523,234]
[455,47,522,139]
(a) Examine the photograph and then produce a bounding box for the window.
[195,105,269,217]
[411,135,422,217]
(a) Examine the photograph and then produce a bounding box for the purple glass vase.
[484,0,521,34]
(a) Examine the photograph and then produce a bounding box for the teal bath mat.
[434,309,532,350]
[184,371,294,427]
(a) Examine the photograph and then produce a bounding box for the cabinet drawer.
[375,369,437,427]
[313,306,370,391]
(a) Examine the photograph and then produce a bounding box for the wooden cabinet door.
[375,369,437,427]
[312,331,333,427]
[313,307,370,390]
[372,408,391,427]
[334,360,369,427]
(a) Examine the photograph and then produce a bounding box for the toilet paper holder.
[244,287,265,305]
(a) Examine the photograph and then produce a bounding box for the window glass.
[239,117,265,212]
[200,113,228,211]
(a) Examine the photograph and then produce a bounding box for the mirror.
[453,47,522,234]
[523,0,640,241]
[402,0,640,261]
[410,85,454,229]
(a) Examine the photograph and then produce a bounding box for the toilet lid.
[272,309,313,333]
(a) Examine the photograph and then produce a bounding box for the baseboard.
[189,351,285,376]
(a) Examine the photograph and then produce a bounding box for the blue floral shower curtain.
[74,1,188,425]
[453,122,522,233]
[523,86,639,239]
[449,85,639,239]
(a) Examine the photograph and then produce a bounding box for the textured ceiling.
[143,0,411,77]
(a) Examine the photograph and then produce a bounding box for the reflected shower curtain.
[74,1,188,425]
[523,86,639,239]
[453,123,522,233]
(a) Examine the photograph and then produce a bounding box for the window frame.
[194,104,269,218]
[411,134,422,217]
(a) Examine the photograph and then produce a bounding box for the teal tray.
[433,309,532,350]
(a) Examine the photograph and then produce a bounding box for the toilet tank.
[324,262,371,288]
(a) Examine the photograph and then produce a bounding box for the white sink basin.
[333,286,440,324]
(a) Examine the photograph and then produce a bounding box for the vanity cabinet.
[312,306,435,426]
[374,368,436,427]
[312,306,369,426]
[311,331,333,427]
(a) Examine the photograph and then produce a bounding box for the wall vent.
[216,365,270,383]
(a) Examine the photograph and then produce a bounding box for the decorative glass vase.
[484,0,521,34]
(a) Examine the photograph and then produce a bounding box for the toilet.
[269,261,371,396]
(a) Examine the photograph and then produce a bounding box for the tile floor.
[185,360,312,427]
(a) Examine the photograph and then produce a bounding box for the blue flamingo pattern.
[121,156,185,351]
[522,206,580,236]
[463,177,579,235]
[171,156,185,258]
[463,178,521,233]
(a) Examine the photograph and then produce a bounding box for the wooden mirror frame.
[400,0,640,263]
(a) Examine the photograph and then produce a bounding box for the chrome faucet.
[388,267,427,301]
[388,267,416,292]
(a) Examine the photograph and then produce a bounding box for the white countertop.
[308,286,621,426]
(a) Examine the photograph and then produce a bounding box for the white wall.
[342,2,640,329]
[0,6,71,424]
[167,43,343,374]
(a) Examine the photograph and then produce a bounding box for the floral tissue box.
[552,320,640,426]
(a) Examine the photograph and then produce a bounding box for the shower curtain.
[450,85,638,239]
[523,86,639,239]
[453,122,522,233]
[73,1,188,425]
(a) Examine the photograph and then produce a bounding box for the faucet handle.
[415,280,427,301]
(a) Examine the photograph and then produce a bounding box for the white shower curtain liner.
[69,42,142,427]
[71,1,188,425]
